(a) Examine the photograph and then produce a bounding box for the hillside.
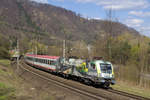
[0,0,139,44]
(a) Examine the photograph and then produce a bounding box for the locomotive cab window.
[100,64,112,73]
[91,63,96,70]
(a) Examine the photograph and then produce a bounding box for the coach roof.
[26,54,60,59]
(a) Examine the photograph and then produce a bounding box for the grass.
[0,69,5,74]
[111,81,150,99]
[0,60,17,100]
[0,59,10,67]
[0,82,15,100]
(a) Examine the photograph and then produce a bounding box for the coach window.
[51,61,56,65]
[37,58,39,62]
[44,60,46,64]
[48,60,50,65]
[46,60,47,64]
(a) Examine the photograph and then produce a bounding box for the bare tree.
[100,8,115,61]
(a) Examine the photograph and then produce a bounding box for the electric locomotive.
[74,58,115,88]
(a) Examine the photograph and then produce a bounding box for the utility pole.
[87,44,91,60]
[105,8,113,61]
[63,40,66,58]
[62,40,66,64]
[108,9,112,61]
[16,39,19,73]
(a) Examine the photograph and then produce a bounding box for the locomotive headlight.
[99,73,103,77]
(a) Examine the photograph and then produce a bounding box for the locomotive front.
[95,61,115,87]
[87,60,115,88]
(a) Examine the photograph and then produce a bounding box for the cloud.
[129,11,150,17]
[86,17,102,20]
[125,18,150,37]
[125,18,144,27]
[79,14,101,20]
[30,0,49,4]
[74,0,149,10]
[92,17,101,20]
[32,0,150,10]
[140,27,150,37]
[141,27,150,31]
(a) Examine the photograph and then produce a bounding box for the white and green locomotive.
[69,58,115,88]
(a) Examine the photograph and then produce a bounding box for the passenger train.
[25,54,115,88]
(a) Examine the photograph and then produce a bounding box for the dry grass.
[0,82,16,100]
[111,80,150,99]
[0,59,10,67]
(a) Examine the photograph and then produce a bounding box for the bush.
[0,35,10,59]
[0,83,15,100]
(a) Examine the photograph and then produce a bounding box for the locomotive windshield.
[100,64,112,73]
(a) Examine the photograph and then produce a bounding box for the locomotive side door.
[87,62,98,77]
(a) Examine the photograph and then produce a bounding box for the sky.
[31,0,150,37]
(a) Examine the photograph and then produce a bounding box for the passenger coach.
[25,54,62,72]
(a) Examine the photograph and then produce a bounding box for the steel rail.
[107,88,149,100]
[19,63,106,100]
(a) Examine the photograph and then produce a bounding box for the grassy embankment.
[112,64,150,99]
[0,83,15,100]
[0,59,16,100]
[111,80,150,99]
[0,59,56,100]
[0,59,10,67]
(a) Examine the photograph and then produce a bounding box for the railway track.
[19,63,106,100]
[107,89,149,100]
[19,62,150,100]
